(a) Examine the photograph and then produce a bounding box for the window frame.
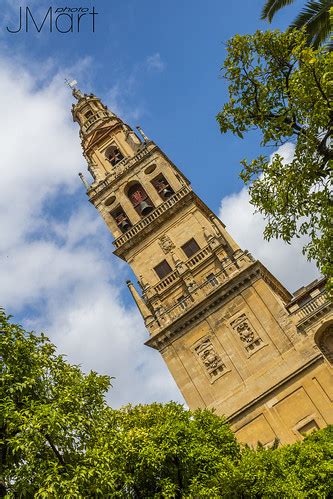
[154,260,172,280]
[106,145,124,167]
[181,238,200,259]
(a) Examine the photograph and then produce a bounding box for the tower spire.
[71,88,143,185]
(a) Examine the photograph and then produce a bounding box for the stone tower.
[72,87,333,447]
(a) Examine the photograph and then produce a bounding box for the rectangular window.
[154,260,172,280]
[178,295,190,310]
[181,238,200,258]
[206,273,218,287]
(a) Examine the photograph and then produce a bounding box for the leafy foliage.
[0,308,111,497]
[261,0,333,48]
[1,309,333,497]
[94,403,239,497]
[0,309,239,497]
[215,426,333,498]
[217,29,332,291]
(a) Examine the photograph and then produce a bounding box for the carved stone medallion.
[193,337,226,380]
[231,313,263,353]
[158,235,175,254]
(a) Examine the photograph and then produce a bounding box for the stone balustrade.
[168,295,194,320]
[153,245,213,294]
[82,110,110,134]
[154,270,178,293]
[290,292,329,324]
[113,186,192,249]
[187,245,212,269]
[149,257,243,332]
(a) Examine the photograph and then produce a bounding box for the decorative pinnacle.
[136,125,150,142]
[126,280,154,325]
[78,172,90,190]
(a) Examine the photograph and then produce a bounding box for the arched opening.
[106,145,124,167]
[84,110,93,119]
[151,174,174,201]
[315,323,333,364]
[127,182,154,217]
[110,206,132,233]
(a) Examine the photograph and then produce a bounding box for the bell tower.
[73,86,333,447]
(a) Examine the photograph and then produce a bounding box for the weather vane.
[65,78,83,100]
[65,78,78,89]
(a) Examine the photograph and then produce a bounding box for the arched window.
[106,145,124,167]
[111,206,132,233]
[316,324,333,363]
[127,183,154,217]
[151,174,174,200]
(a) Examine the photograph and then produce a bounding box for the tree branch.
[44,433,66,469]
[311,66,332,109]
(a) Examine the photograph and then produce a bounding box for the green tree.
[0,308,239,497]
[95,403,239,497]
[0,308,111,497]
[261,0,333,48]
[217,29,332,290]
[2,308,333,497]
[215,425,333,498]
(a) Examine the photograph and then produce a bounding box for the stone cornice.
[258,265,292,303]
[145,261,265,351]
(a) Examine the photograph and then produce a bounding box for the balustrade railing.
[187,246,211,269]
[153,245,213,294]
[152,256,242,328]
[167,295,194,320]
[154,271,178,293]
[290,292,328,322]
[113,186,192,248]
[82,110,110,133]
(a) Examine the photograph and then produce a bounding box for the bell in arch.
[119,218,131,232]
[139,200,154,216]
[162,186,174,198]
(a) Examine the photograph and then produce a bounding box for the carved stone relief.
[193,336,226,381]
[231,313,263,354]
[158,235,175,254]
[317,325,333,363]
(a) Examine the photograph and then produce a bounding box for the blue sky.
[2,0,306,209]
[0,0,318,406]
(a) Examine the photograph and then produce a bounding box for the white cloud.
[219,143,320,293]
[105,82,145,124]
[146,53,165,72]
[0,53,183,408]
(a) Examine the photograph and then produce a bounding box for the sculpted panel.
[231,313,264,354]
[193,336,226,382]
[158,235,175,254]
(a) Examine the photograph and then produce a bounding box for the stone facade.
[72,88,333,446]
